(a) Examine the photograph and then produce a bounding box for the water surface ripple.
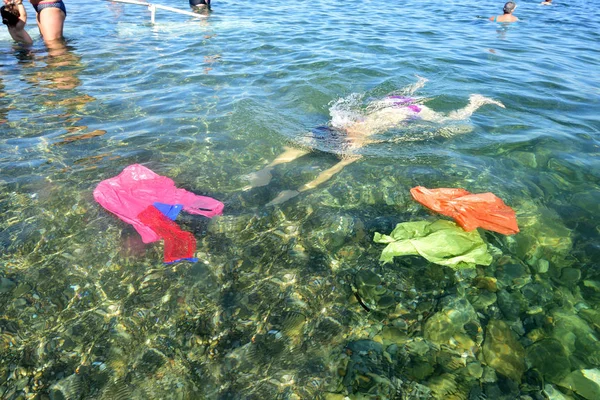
[1,0,600,399]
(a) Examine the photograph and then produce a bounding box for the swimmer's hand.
[266,190,300,206]
[242,167,273,191]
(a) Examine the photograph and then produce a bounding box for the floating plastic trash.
[410,186,519,235]
[94,164,224,263]
[373,220,493,269]
[138,205,197,263]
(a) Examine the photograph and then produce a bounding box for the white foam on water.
[328,92,365,130]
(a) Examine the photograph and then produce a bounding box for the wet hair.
[503,2,516,13]
[1,5,20,27]
[189,0,210,6]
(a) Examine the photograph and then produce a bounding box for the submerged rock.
[559,368,600,400]
[543,384,575,400]
[482,320,525,382]
[526,338,571,384]
[508,202,573,267]
[341,340,399,397]
[551,310,600,366]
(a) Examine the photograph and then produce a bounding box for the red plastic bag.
[410,186,519,235]
[138,205,197,264]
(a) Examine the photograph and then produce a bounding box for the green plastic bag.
[373,220,493,269]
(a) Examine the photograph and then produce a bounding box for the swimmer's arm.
[7,1,33,45]
[16,1,27,26]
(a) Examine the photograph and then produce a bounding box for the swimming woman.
[1,0,33,45]
[490,2,518,23]
[27,0,66,42]
[244,77,505,206]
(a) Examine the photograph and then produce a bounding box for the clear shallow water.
[1,0,600,399]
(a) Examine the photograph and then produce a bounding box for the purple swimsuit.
[387,96,421,113]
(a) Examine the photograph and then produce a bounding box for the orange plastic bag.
[410,186,519,235]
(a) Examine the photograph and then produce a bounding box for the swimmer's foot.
[242,167,273,191]
[266,190,300,206]
[469,94,505,109]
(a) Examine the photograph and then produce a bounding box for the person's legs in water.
[400,75,428,96]
[243,146,310,191]
[266,155,361,206]
[34,1,66,42]
[428,94,505,123]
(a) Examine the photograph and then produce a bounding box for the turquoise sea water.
[1,0,600,398]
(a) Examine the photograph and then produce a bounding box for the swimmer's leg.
[243,146,310,191]
[444,94,505,121]
[402,75,429,96]
[266,155,361,206]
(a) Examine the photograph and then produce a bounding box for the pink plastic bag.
[94,164,224,244]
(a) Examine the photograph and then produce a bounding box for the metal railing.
[107,0,207,23]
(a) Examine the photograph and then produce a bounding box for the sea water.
[1,0,599,398]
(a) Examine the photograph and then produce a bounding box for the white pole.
[149,4,155,23]
[107,0,207,22]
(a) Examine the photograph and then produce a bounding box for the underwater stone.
[470,291,497,312]
[323,394,346,400]
[423,312,455,344]
[560,268,582,286]
[496,289,526,321]
[408,361,435,381]
[379,326,408,347]
[473,276,498,292]
[551,310,600,367]
[560,369,600,400]
[0,277,16,293]
[355,269,381,287]
[136,348,166,375]
[543,384,574,400]
[526,338,571,384]
[376,294,396,309]
[424,295,479,345]
[521,281,555,310]
[342,339,398,396]
[481,366,498,383]
[535,259,550,274]
[467,362,484,379]
[482,320,526,382]
[49,373,87,400]
[510,151,538,168]
[583,280,600,292]
[571,190,600,215]
[495,263,531,290]
[579,308,600,332]
[512,203,573,264]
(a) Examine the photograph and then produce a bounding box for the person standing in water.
[244,77,506,206]
[1,0,33,45]
[490,2,518,23]
[25,0,66,42]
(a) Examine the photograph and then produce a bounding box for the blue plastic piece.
[153,202,183,220]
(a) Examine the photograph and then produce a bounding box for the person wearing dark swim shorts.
[243,76,506,206]
[27,0,66,42]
